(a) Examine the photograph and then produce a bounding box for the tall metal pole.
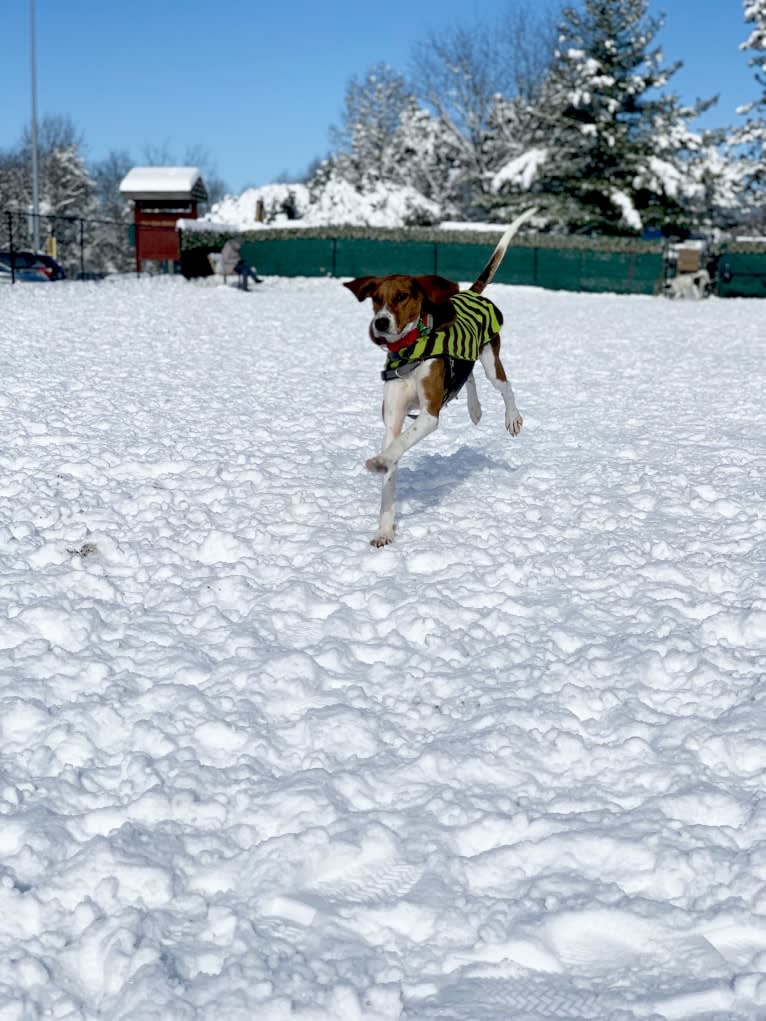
[30,0,41,253]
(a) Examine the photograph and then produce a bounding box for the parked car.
[33,252,67,280]
[0,250,66,282]
[0,256,48,283]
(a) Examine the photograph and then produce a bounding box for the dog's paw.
[468,397,482,425]
[366,455,391,473]
[370,532,394,547]
[506,412,523,436]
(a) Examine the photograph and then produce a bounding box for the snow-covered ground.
[1,274,765,1020]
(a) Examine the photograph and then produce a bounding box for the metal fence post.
[7,211,15,284]
[80,217,85,280]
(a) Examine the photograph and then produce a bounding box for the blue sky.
[1,0,757,196]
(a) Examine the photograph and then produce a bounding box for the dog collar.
[380,315,432,353]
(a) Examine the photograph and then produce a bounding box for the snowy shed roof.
[119,166,208,202]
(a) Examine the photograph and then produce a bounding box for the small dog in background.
[345,208,535,547]
[664,268,712,300]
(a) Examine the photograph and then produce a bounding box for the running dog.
[345,208,535,546]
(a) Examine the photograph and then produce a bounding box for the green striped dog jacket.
[384,291,503,375]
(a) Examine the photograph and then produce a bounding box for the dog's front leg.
[367,366,442,545]
[367,364,443,475]
[368,381,409,546]
[370,416,439,545]
[372,463,398,547]
[366,410,439,474]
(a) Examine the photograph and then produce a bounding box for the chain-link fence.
[2,209,134,281]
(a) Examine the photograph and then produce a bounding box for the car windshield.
[0,252,37,268]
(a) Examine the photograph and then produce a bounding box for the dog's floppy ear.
[415,275,459,329]
[344,276,381,302]
[415,275,459,305]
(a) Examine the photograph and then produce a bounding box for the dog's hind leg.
[465,372,482,425]
[478,338,523,436]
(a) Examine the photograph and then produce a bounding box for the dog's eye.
[394,291,408,303]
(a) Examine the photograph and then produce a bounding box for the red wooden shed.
[120,166,208,272]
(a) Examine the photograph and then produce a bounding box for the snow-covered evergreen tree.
[493,0,716,234]
[733,0,766,224]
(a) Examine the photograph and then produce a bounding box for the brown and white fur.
[345,208,535,547]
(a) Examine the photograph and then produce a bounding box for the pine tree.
[733,0,766,224]
[495,0,716,234]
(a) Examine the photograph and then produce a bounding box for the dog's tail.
[470,207,538,294]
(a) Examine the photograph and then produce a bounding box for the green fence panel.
[436,243,538,286]
[230,233,665,295]
[718,251,766,298]
[334,239,436,278]
[240,237,335,277]
[536,248,583,291]
[581,251,662,294]
[628,252,665,294]
[582,251,630,293]
[435,242,493,284]
[493,246,539,286]
[532,248,662,294]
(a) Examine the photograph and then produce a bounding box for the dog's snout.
[374,315,391,333]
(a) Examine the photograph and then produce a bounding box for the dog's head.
[344,274,459,348]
